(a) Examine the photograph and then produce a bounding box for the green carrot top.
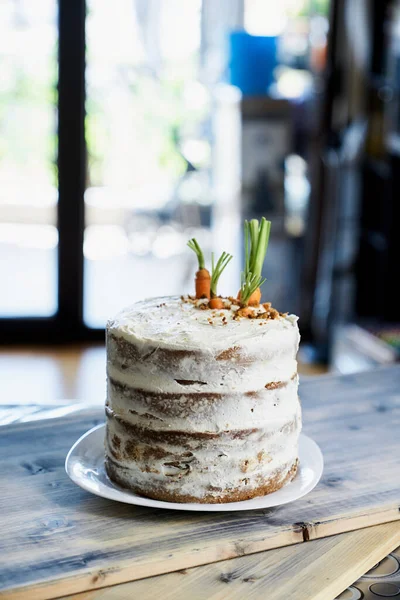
[187,238,205,270]
[240,217,271,305]
[210,251,233,298]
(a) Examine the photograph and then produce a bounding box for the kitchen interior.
[1,4,400,599]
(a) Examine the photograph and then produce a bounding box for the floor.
[0,344,328,406]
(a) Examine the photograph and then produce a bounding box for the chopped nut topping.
[181,295,283,319]
[227,296,240,306]
[265,381,285,390]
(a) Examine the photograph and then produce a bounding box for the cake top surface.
[107,296,299,352]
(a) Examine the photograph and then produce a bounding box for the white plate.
[65,424,323,512]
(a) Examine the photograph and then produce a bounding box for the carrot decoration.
[209,297,224,309]
[239,217,271,306]
[209,251,232,308]
[247,287,261,306]
[187,238,211,299]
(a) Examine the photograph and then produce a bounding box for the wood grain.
[0,366,399,599]
[59,521,400,600]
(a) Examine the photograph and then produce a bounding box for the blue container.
[229,31,278,96]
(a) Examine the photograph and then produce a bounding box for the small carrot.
[239,218,271,306]
[248,287,262,306]
[237,287,261,306]
[187,238,211,299]
[209,297,224,310]
[195,269,211,299]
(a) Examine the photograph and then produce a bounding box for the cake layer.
[105,407,300,502]
[105,456,298,503]
[107,374,300,433]
[105,296,302,503]
[107,359,297,395]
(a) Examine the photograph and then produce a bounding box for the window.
[0,0,58,318]
[84,0,211,327]
[0,0,244,341]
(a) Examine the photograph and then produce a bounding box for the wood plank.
[59,521,400,600]
[0,366,399,599]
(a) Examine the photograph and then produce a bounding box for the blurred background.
[1,0,399,408]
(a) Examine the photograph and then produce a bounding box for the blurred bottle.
[309,15,328,75]
[284,154,310,237]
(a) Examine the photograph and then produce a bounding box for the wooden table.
[53,523,400,600]
[0,366,400,600]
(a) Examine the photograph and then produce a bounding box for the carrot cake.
[105,295,301,503]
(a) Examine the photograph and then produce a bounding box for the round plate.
[65,424,323,512]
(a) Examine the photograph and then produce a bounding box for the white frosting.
[107,296,300,355]
[105,295,301,501]
[108,375,300,433]
[106,418,300,498]
[107,359,297,394]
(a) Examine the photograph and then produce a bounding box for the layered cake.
[105,296,301,503]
